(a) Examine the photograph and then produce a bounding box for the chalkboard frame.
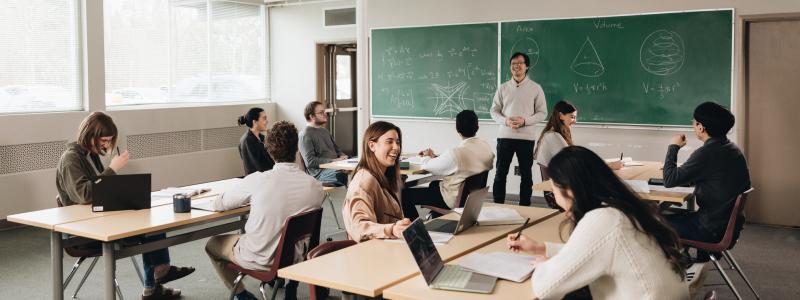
[369,9,734,128]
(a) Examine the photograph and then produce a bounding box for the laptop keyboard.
[433,265,471,287]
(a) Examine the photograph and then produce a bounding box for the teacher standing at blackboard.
[490,52,547,206]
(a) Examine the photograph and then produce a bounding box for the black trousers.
[493,138,535,206]
[401,180,450,219]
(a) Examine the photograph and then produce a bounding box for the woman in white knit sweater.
[508,146,689,299]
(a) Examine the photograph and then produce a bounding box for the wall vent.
[127,130,202,159]
[324,7,355,27]
[0,140,67,174]
[202,126,243,151]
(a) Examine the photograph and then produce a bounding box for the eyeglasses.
[511,62,526,66]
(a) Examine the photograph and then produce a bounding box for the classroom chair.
[680,188,760,300]
[537,163,561,210]
[226,208,323,300]
[306,240,357,300]
[422,170,490,218]
[297,154,346,241]
[56,196,145,299]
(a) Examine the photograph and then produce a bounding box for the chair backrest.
[56,195,64,207]
[538,163,550,181]
[681,188,753,252]
[270,207,323,273]
[452,170,490,208]
[307,240,357,300]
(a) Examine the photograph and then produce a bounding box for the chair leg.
[270,278,283,300]
[72,257,99,298]
[711,255,743,300]
[115,278,125,300]
[63,257,87,289]
[229,273,245,300]
[258,281,269,300]
[723,250,761,299]
[326,193,343,230]
[130,257,145,285]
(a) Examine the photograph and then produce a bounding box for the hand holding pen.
[109,145,130,172]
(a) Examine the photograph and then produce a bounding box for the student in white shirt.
[205,121,324,300]
[402,110,495,219]
[507,146,689,300]
[533,100,623,170]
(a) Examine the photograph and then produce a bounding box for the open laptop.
[91,174,152,212]
[424,187,487,234]
[402,218,497,293]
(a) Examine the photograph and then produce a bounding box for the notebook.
[458,252,537,283]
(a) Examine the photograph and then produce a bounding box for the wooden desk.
[277,205,559,297]
[7,178,246,300]
[533,161,692,204]
[384,214,569,300]
[320,160,428,175]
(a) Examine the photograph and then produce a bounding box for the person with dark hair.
[206,121,324,300]
[299,101,349,186]
[507,146,689,299]
[662,101,751,260]
[402,110,495,219]
[534,100,623,169]
[343,121,411,242]
[491,52,548,206]
[237,107,274,175]
[57,112,195,300]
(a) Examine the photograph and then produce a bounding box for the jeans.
[493,138,535,206]
[133,233,171,289]
[665,211,744,261]
[315,168,348,187]
[401,181,450,219]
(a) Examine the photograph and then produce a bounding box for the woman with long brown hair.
[534,100,623,170]
[507,146,689,299]
[342,121,412,242]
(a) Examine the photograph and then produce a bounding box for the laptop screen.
[402,219,444,285]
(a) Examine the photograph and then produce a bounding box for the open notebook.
[458,252,538,283]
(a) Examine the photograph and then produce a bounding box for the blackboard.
[500,10,733,126]
[371,23,498,119]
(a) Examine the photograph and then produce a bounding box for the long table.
[277,205,559,297]
[383,213,569,300]
[7,178,249,300]
[533,161,693,205]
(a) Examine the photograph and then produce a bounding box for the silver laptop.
[402,218,497,293]
[424,187,487,234]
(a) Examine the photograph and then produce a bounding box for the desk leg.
[103,242,116,300]
[51,232,63,300]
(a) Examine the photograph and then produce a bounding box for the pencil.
[514,218,531,240]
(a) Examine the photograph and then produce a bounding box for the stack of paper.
[458,252,537,282]
[453,206,526,225]
[624,180,651,193]
[649,185,695,194]
[151,187,211,198]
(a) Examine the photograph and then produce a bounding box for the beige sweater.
[490,76,548,140]
[342,170,404,242]
[533,208,689,299]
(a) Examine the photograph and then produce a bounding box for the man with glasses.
[490,52,548,206]
[299,101,349,186]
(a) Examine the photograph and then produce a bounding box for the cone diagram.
[570,37,605,77]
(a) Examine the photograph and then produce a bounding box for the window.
[104,0,267,107]
[0,0,81,114]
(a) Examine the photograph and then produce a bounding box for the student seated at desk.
[205,121,324,300]
[662,102,751,261]
[299,101,349,186]
[402,110,494,219]
[533,100,623,170]
[237,107,275,175]
[343,121,412,242]
[56,112,194,300]
[507,146,689,299]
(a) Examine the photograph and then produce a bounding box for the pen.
[620,152,624,161]
[117,146,121,156]
[514,218,531,240]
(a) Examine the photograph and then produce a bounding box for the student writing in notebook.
[56,112,194,300]
[205,121,324,300]
[533,100,623,170]
[342,121,411,242]
[507,146,688,299]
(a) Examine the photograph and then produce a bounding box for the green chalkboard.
[371,23,498,119]
[501,10,732,126]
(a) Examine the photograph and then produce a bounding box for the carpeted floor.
[1,191,797,299]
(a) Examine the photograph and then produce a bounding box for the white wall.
[269,0,356,128]
[362,0,800,196]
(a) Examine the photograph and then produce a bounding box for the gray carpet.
[1,192,798,299]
